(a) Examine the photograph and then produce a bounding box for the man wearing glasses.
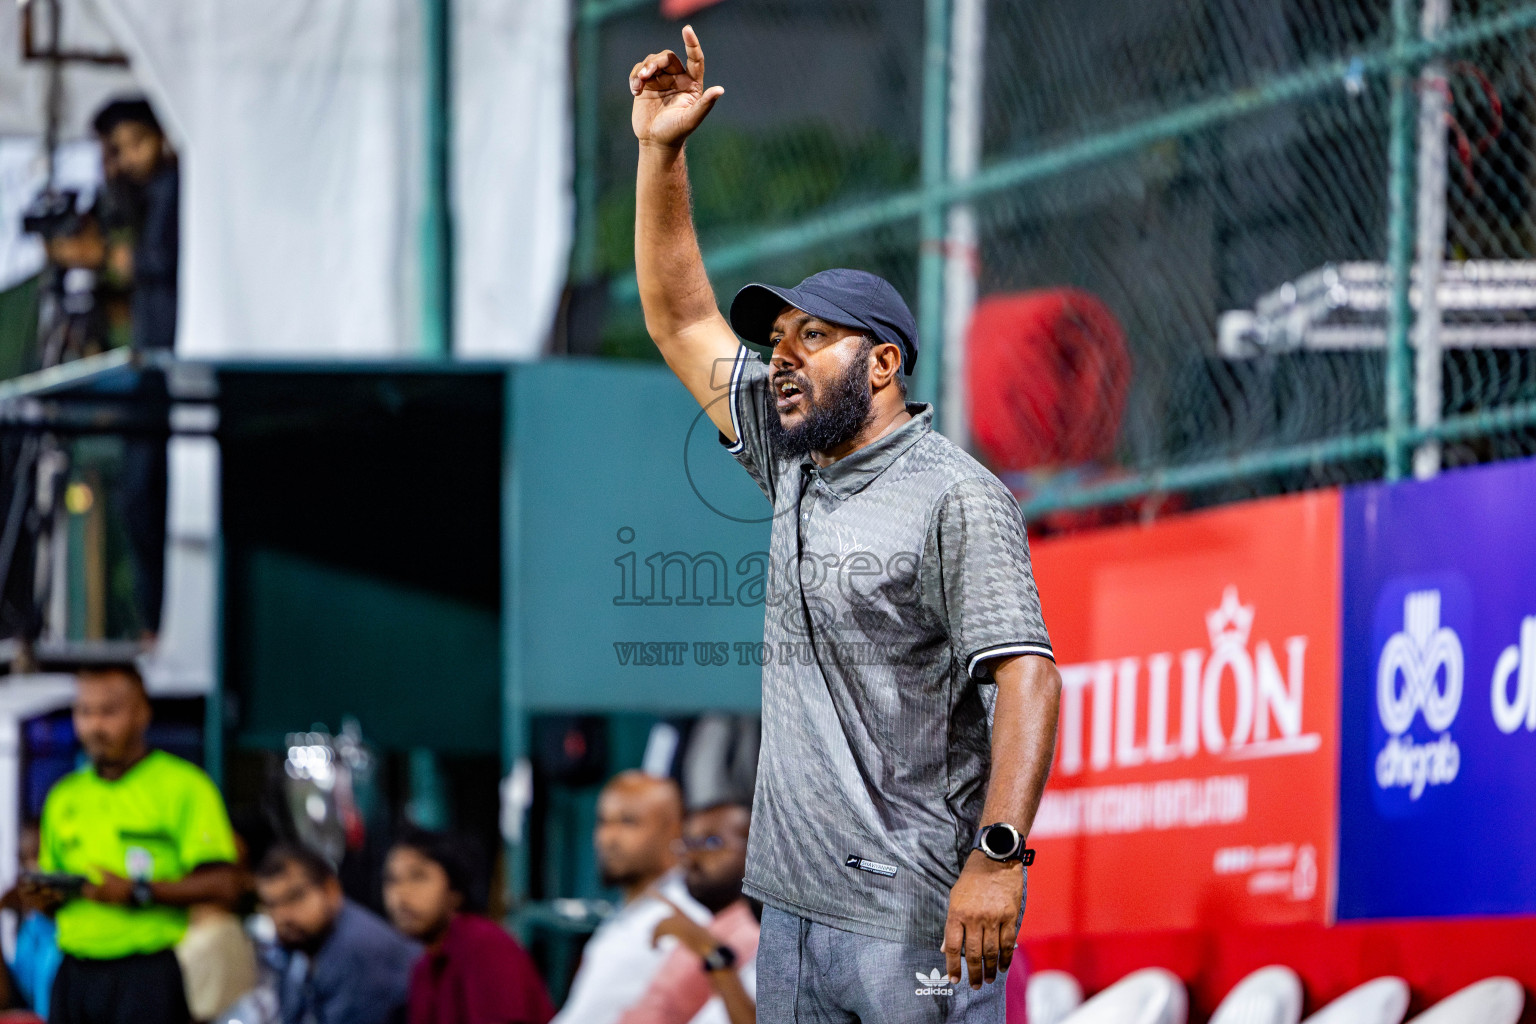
[619,804,757,1024]
[253,842,420,1024]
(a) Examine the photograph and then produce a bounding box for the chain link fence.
[572,0,1536,527]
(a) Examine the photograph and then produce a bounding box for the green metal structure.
[421,0,455,358]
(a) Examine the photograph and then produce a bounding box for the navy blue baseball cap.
[729,268,920,374]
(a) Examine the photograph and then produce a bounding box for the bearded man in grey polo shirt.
[629,27,1063,1024]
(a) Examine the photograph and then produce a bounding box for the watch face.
[982,825,1018,858]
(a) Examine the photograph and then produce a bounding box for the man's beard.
[599,865,643,890]
[687,871,745,914]
[281,919,335,956]
[766,350,873,459]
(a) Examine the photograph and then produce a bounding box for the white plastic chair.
[1058,967,1188,1024]
[1405,977,1524,1024]
[1027,970,1085,1024]
[1211,966,1303,1024]
[1301,977,1410,1024]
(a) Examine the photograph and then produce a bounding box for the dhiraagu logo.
[1371,576,1471,814]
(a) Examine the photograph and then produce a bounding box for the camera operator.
[3,98,177,665]
[91,98,178,641]
[90,98,178,356]
[36,98,178,642]
[27,101,145,359]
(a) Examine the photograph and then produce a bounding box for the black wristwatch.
[972,823,1035,865]
[701,944,737,973]
[130,880,155,908]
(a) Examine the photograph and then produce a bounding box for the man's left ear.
[870,341,902,387]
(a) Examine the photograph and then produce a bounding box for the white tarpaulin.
[454,0,571,360]
[0,1,137,138]
[90,0,570,359]
[91,0,425,357]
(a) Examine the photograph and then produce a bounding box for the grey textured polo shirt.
[721,346,1053,946]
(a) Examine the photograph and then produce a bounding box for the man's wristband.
[130,880,155,908]
[701,944,737,973]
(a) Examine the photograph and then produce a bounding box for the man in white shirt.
[553,772,708,1024]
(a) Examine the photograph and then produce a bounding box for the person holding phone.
[3,823,64,1018]
[35,665,244,1024]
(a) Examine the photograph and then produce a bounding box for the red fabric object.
[1025,916,1536,1024]
[967,289,1130,472]
[408,914,555,1024]
[661,0,725,17]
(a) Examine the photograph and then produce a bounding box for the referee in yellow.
[36,665,243,1024]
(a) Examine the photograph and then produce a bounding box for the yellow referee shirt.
[40,750,238,959]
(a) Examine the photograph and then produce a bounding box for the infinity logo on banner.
[1374,587,1466,804]
[1378,590,1464,734]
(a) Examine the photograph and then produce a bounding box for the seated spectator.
[254,843,420,1024]
[619,803,758,1024]
[1,823,60,1019]
[552,772,707,1024]
[383,827,553,1024]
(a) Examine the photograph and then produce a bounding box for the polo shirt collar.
[802,403,932,499]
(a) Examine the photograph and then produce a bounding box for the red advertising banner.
[1027,491,1340,936]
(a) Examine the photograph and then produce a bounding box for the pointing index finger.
[682,24,706,83]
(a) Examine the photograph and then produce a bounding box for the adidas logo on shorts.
[915,968,955,997]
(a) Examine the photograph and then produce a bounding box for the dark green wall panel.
[507,361,771,712]
[239,548,500,752]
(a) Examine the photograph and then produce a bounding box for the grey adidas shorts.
[755,906,1008,1023]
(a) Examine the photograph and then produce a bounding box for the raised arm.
[631,26,741,439]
